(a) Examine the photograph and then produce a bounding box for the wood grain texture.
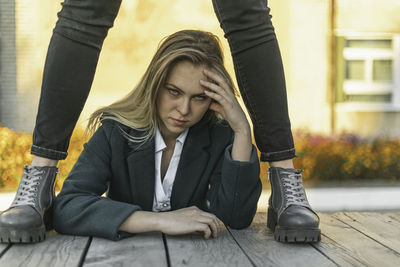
[314,213,400,267]
[166,222,252,267]
[0,231,88,267]
[2,212,400,266]
[333,212,400,254]
[387,212,400,222]
[84,231,166,267]
[229,212,336,267]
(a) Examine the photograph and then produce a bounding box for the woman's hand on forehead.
[200,69,250,134]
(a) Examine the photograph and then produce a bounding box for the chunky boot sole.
[0,209,52,244]
[0,225,46,243]
[267,207,321,243]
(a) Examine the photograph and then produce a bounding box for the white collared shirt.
[152,127,189,212]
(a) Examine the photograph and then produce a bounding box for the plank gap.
[317,214,387,266]
[77,236,92,267]
[334,215,400,257]
[0,244,12,259]
[162,233,171,267]
[226,226,257,267]
[228,213,335,266]
[310,239,340,267]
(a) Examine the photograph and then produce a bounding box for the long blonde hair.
[86,30,237,143]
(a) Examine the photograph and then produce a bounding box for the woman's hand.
[200,69,250,135]
[200,69,252,162]
[120,206,220,239]
[157,206,220,239]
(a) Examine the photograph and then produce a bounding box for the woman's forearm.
[119,207,220,239]
[231,126,252,162]
[119,211,161,233]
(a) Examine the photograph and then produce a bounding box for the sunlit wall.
[9,0,237,132]
[4,0,400,138]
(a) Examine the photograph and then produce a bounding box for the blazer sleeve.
[206,143,262,229]
[53,122,141,241]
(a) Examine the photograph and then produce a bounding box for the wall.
[270,0,331,134]
[0,0,17,129]
[4,0,400,139]
[6,0,235,133]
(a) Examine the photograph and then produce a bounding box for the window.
[336,34,400,110]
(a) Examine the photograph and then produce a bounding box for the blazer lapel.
[171,123,210,209]
[126,132,155,211]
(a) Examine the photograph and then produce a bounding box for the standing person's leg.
[212,0,320,242]
[0,0,122,243]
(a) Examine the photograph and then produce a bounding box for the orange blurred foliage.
[1,124,400,192]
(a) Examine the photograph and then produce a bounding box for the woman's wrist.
[119,211,162,233]
[231,128,252,162]
[232,121,251,136]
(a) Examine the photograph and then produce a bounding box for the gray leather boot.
[0,165,58,243]
[267,167,321,242]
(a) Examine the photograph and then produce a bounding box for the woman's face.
[156,60,212,141]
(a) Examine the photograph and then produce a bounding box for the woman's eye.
[194,95,207,101]
[168,88,179,96]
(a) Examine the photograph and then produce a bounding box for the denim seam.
[233,49,270,150]
[31,145,68,156]
[262,147,295,156]
[260,148,296,162]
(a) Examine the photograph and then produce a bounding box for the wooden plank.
[0,231,89,266]
[314,213,400,267]
[386,212,400,223]
[228,212,336,267]
[166,222,252,267]
[84,231,166,266]
[333,212,400,253]
[0,243,10,258]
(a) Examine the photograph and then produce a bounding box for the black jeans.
[31,0,295,162]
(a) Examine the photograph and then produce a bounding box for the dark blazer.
[53,119,262,241]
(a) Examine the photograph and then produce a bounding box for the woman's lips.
[171,118,188,126]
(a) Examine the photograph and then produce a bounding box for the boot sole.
[267,207,321,243]
[0,208,52,244]
[0,225,46,243]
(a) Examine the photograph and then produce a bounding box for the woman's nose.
[177,98,190,115]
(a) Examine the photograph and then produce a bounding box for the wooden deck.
[1,212,400,266]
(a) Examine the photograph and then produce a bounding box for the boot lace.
[281,171,310,207]
[11,167,44,208]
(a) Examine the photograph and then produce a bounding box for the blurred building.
[1,0,400,138]
[271,0,400,137]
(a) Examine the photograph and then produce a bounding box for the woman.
[53,30,262,241]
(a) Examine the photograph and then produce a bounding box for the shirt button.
[162,203,168,207]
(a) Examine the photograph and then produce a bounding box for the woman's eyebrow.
[165,83,207,97]
[165,83,183,92]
